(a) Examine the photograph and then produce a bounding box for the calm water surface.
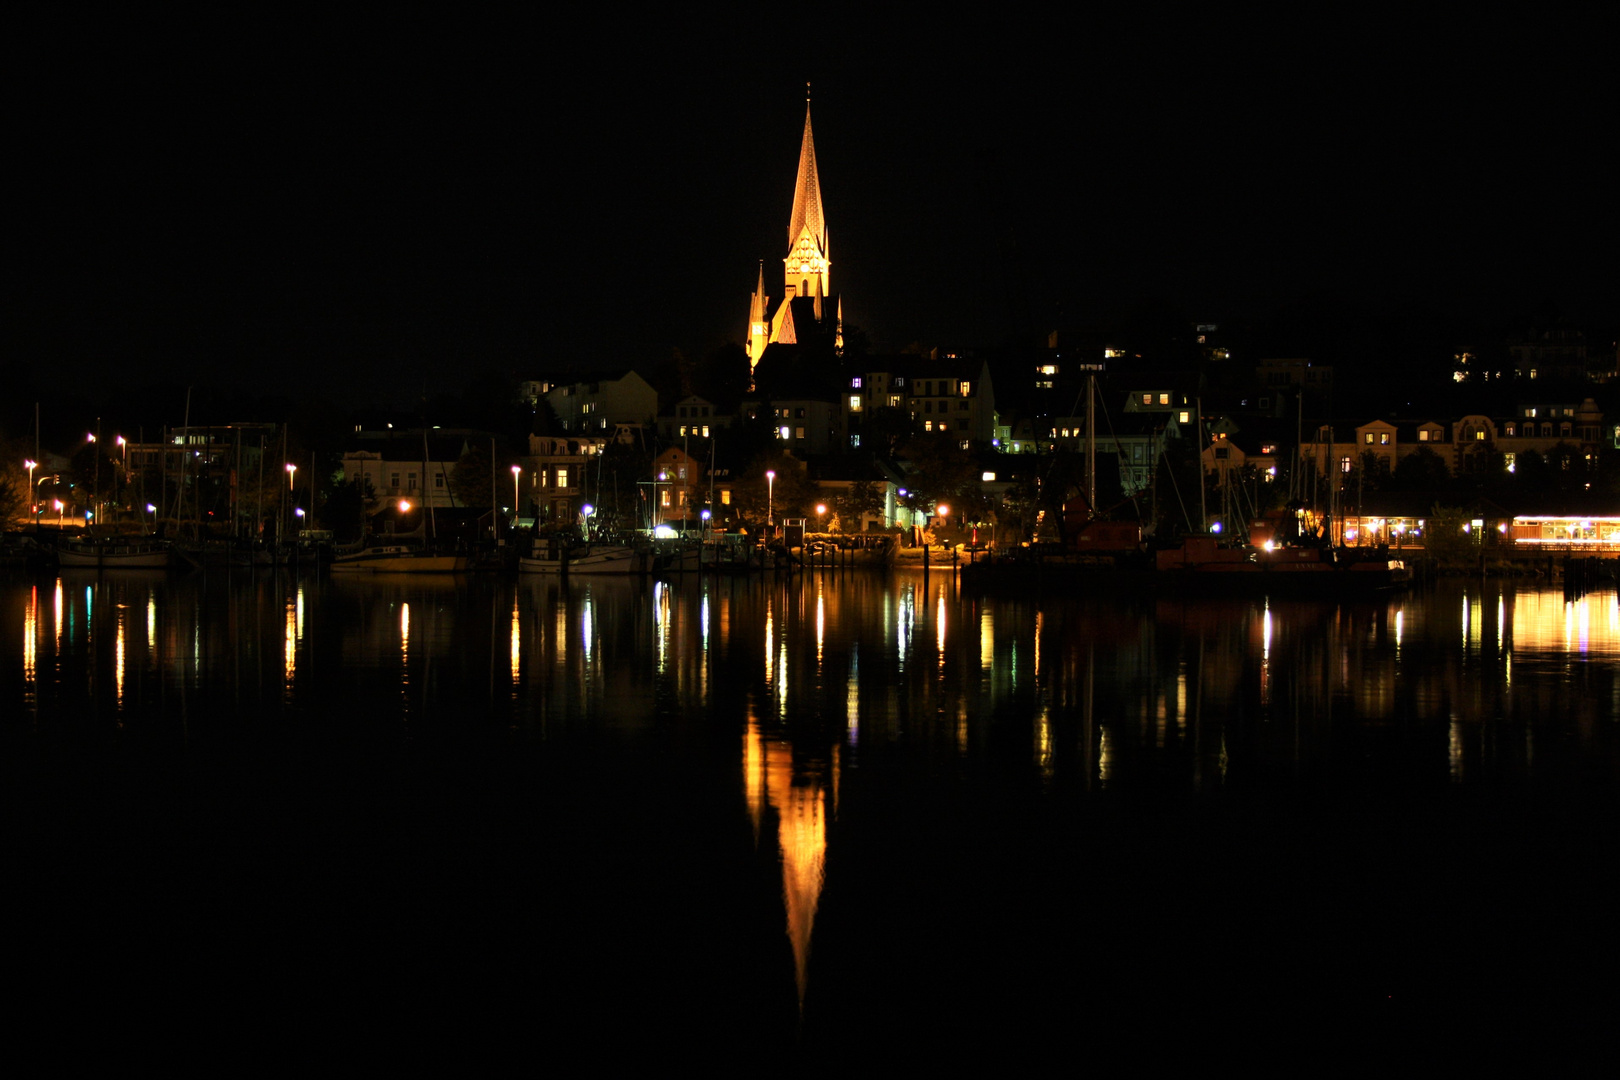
[5,567,1618,1063]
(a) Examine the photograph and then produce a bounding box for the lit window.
[924,421,934,432]
[795,427,805,440]
[780,426,791,439]
[1142,393,1153,405]
[960,382,971,396]
[721,490,731,505]
[556,467,569,488]
[851,377,863,388]
[1178,411,1190,424]
[850,396,862,411]
[982,472,996,482]
[1474,430,1485,441]
[701,425,710,437]
[1158,394,1169,405]
[1419,430,1430,442]
[1340,457,1351,474]
[1380,433,1389,445]
[1364,433,1375,444]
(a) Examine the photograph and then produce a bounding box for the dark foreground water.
[5,566,1618,1066]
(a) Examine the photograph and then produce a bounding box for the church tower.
[747,86,840,379]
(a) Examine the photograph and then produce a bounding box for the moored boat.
[329,545,469,573]
[53,537,175,569]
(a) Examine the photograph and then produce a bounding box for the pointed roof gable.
[788,101,825,251]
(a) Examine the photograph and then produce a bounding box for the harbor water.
[4,567,1618,1065]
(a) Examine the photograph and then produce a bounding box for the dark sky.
[9,11,1616,408]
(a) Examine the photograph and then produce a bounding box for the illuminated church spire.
[784,83,830,303]
[747,260,769,371]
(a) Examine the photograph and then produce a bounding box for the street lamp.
[146,503,156,532]
[399,500,412,513]
[765,470,776,536]
[700,508,711,539]
[24,460,36,522]
[581,503,595,541]
[54,499,64,528]
[815,503,827,533]
[511,465,522,521]
[286,463,298,490]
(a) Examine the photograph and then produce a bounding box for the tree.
[450,445,492,507]
[829,479,884,533]
[322,478,374,543]
[1390,445,1453,493]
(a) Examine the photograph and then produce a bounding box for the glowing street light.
[399,500,412,513]
[286,463,298,490]
[765,470,776,533]
[54,499,64,528]
[815,503,827,532]
[581,503,595,541]
[511,465,522,520]
[146,503,156,532]
[24,460,36,519]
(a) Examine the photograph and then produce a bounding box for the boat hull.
[330,547,469,573]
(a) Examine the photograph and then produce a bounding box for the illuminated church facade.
[746,93,843,380]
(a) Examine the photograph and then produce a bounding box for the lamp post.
[511,465,522,524]
[24,460,36,525]
[146,503,156,534]
[286,463,297,491]
[700,508,711,540]
[581,503,594,542]
[815,503,827,532]
[765,470,776,539]
[55,499,64,529]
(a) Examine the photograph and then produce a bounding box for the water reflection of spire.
[510,594,521,686]
[846,646,859,745]
[284,596,297,685]
[23,585,38,708]
[116,606,126,709]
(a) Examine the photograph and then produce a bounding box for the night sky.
[9,11,1616,410]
